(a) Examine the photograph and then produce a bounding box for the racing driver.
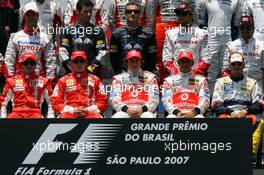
[162,51,210,118]
[110,49,159,118]
[212,52,264,124]
[51,51,107,118]
[0,52,54,118]
[163,2,209,76]
[5,1,56,79]
[60,0,107,79]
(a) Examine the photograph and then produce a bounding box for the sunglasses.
[23,61,36,66]
[72,59,85,64]
[125,9,140,14]
[25,11,38,17]
[239,25,253,31]
[230,62,243,66]
[176,10,192,17]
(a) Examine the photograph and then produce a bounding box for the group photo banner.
[0,119,252,175]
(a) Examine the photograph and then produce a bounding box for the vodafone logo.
[181,93,189,101]
[131,90,138,97]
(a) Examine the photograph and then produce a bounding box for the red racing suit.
[4,28,57,79]
[145,0,181,83]
[0,73,54,118]
[51,72,107,118]
[162,72,210,116]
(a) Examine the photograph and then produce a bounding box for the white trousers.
[112,111,156,118]
[167,114,205,118]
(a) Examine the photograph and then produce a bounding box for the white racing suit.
[110,69,159,118]
[222,37,264,90]
[162,72,210,118]
[243,0,264,41]
[212,76,264,118]
[19,0,63,37]
[162,25,209,75]
[20,0,63,76]
[196,0,242,94]
[4,29,56,79]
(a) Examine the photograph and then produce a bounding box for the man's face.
[77,6,93,24]
[177,9,192,26]
[36,0,45,3]
[127,58,142,73]
[125,5,141,23]
[71,58,87,73]
[239,23,254,40]
[178,58,193,73]
[230,61,244,77]
[22,59,36,74]
[24,11,39,28]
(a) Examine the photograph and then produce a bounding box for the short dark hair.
[125,2,142,12]
[76,0,94,11]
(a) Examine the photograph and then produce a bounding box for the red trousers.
[155,21,179,84]
[7,108,43,118]
[59,112,103,119]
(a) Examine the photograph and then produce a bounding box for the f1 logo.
[22,123,122,165]
[22,124,77,164]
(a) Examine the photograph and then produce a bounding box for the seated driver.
[212,52,264,125]
[110,49,159,118]
[162,51,210,118]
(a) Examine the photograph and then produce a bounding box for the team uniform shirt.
[0,73,53,118]
[222,37,264,82]
[64,0,108,31]
[4,29,56,78]
[145,0,180,28]
[196,0,243,93]
[163,26,209,75]
[110,70,159,112]
[162,72,210,114]
[110,26,156,74]
[212,76,263,112]
[60,23,107,76]
[51,72,107,117]
[108,0,146,30]
[243,0,264,41]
